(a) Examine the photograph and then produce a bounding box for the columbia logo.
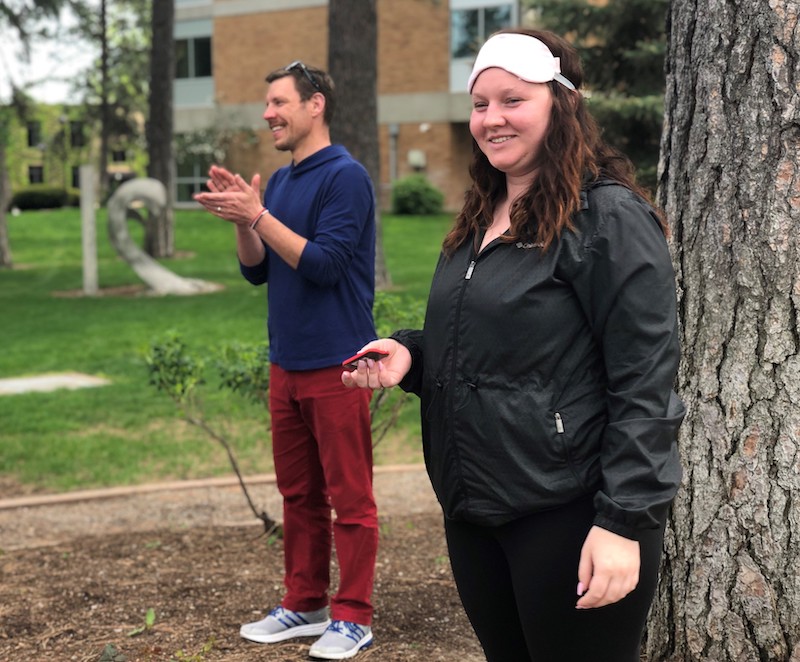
[515,241,543,249]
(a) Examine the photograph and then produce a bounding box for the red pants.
[269,364,378,625]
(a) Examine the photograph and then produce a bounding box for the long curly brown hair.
[442,28,664,256]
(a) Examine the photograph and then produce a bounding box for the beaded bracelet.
[249,208,269,231]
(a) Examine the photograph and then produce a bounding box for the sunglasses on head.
[285,60,322,92]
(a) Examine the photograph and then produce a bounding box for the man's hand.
[194,165,263,226]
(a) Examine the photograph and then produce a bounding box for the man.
[194,61,378,660]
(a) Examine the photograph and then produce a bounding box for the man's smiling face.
[262,75,315,155]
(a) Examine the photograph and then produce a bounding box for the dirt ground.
[0,467,484,662]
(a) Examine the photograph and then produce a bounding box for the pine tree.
[529,0,668,191]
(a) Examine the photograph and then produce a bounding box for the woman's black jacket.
[392,182,685,540]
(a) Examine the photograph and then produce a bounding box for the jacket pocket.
[553,408,604,492]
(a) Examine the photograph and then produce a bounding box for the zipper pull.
[465,260,476,280]
[555,412,564,433]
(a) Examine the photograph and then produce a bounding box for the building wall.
[214,7,329,106]
[210,0,452,99]
[375,0,472,211]
[176,0,482,212]
[377,120,473,212]
[5,106,140,198]
[377,0,450,94]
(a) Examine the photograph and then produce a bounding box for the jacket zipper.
[450,255,475,387]
[465,260,476,280]
[442,253,477,503]
[555,412,564,433]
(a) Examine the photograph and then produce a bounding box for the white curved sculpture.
[107,178,218,295]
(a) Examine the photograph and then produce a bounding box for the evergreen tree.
[528,0,667,191]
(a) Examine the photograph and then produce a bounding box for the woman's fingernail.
[577,582,585,596]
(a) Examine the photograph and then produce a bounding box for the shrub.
[391,174,444,215]
[10,185,69,211]
[66,190,81,207]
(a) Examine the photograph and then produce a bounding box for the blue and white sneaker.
[309,620,373,659]
[239,605,330,644]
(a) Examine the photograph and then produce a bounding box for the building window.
[451,4,514,59]
[111,149,127,163]
[70,121,85,148]
[27,121,42,148]
[449,1,517,92]
[175,149,211,203]
[175,36,212,79]
[29,165,44,184]
[72,166,81,189]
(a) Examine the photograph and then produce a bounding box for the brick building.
[175,0,521,211]
[6,107,140,198]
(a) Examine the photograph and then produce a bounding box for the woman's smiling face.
[469,67,554,181]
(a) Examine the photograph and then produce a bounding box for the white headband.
[467,33,576,93]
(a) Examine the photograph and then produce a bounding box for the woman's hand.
[576,526,640,609]
[341,339,411,390]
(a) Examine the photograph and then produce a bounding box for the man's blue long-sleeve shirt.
[240,145,377,370]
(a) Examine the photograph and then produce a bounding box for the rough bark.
[327,0,391,289]
[649,0,800,660]
[145,0,175,258]
[99,0,110,200]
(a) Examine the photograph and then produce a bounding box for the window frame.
[450,2,515,60]
[27,121,42,148]
[175,147,212,203]
[69,121,85,148]
[449,1,518,93]
[28,165,44,184]
[175,35,212,80]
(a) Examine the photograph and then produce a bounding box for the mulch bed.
[0,512,484,661]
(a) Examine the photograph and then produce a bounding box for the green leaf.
[99,642,127,661]
[127,607,156,637]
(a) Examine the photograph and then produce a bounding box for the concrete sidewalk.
[0,372,111,395]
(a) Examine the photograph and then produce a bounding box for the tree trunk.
[327,0,391,289]
[0,138,12,269]
[648,1,800,660]
[99,0,110,200]
[145,0,175,258]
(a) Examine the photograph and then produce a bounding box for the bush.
[10,185,69,211]
[391,174,444,215]
[66,190,81,207]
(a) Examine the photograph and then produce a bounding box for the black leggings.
[444,497,665,662]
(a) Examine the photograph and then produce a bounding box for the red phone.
[341,348,390,371]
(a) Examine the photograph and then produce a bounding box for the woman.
[343,29,684,661]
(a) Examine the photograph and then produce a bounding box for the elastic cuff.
[592,515,642,541]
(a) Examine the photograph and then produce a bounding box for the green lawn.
[0,207,451,494]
